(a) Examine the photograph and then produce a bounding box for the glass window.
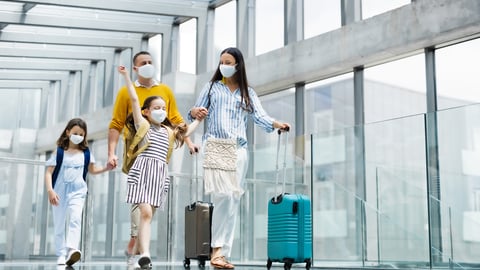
[179,19,197,74]
[0,89,41,130]
[305,73,354,134]
[436,38,480,110]
[256,89,295,146]
[362,0,411,20]
[362,0,411,19]
[148,34,163,80]
[304,0,341,39]
[214,1,237,57]
[364,53,426,123]
[255,0,284,55]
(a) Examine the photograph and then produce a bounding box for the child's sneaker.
[65,249,81,266]
[137,254,152,269]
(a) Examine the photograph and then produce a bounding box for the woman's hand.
[274,121,290,132]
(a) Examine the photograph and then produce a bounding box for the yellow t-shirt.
[109,82,184,132]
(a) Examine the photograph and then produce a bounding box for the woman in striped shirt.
[189,47,290,269]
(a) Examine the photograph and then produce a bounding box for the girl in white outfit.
[45,118,113,266]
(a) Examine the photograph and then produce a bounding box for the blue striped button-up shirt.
[189,80,275,148]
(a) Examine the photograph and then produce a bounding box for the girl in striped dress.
[118,65,188,268]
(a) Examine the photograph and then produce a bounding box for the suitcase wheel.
[266,259,272,269]
[284,261,292,270]
[183,258,190,268]
[305,259,311,270]
[198,259,206,268]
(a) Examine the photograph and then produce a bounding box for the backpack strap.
[127,120,150,160]
[51,147,90,188]
[51,147,64,189]
[164,125,175,163]
[83,148,90,181]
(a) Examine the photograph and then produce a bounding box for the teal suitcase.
[267,130,312,270]
[267,194,312,270]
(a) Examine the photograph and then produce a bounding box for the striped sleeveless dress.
[126,124,170,209]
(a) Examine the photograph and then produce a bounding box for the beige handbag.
[203,137,244,197]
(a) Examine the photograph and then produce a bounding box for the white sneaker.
[65,249,81,266]
[56,256,66,265]
[132,255,141,268]
[127,253,135,266]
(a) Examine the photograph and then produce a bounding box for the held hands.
[191,107,208,121]
[105,162,115,171]
[107,154,118,169]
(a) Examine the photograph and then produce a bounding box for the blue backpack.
[51,146,90,188]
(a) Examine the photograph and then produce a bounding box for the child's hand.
[118,65,127,74]
[106,162,115,171]
[48,190,60,206]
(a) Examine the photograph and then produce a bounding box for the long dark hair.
[126,95,187,148]
[209,47,252,113]
[56,118,88,150]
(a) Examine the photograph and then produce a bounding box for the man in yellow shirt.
[107,51,197,265]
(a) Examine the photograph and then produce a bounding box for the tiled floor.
[0,261,275,270]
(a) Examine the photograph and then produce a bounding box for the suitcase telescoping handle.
[274,127,289,203]
[188,153,199,210]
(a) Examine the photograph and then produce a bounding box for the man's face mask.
[137,64,155,79]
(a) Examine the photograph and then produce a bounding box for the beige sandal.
[210,256,235,269]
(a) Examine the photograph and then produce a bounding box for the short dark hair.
[133,51,151,65]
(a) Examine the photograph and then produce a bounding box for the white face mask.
[69,134,84,145]
[219,64,237,78]
[137,64,155,79]
[151,109,167,124]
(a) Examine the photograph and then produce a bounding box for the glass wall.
[437,104,480,264]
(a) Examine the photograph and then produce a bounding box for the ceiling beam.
[0,30,141,49]
[6,0,207,18]
[0,44,114,61]
[0,70,70,81]
[0,58,90,71]
[0,80,50,89]
[0,10,172,34]
[22,3,36,12]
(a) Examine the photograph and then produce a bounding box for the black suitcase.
[183,154,213,268]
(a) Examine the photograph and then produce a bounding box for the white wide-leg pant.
[210,147,248,257]
[52,178,87,257]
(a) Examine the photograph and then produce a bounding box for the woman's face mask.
[219,64,237,78]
